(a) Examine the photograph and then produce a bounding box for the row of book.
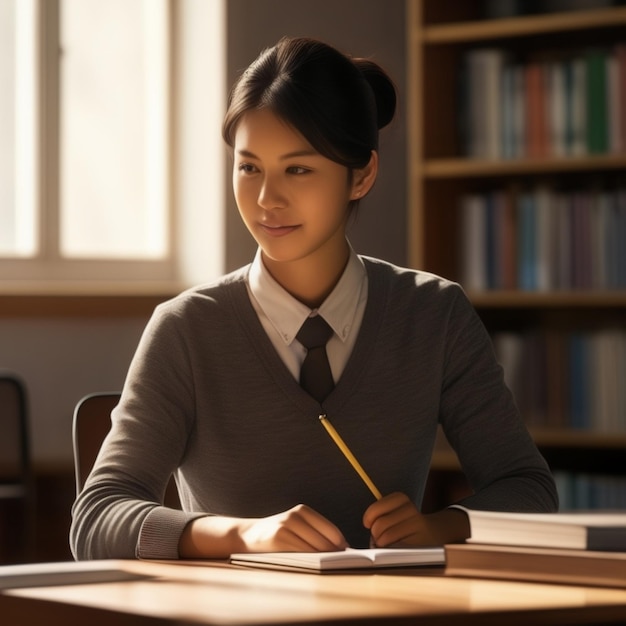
[492,329,626,433]
[459,186,626,291]
[555,471,626,511]
[459,43,626,159]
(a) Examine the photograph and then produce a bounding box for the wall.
[0,317,148,467]
[224,0,407,270]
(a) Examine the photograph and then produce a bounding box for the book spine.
[501,64,515,159]
[459,194,487,291]
[570,57,588,156]
[525,62,548,158]
[607,51,622,154]
[547,60,567,157]
[534,186,553,291]
[486,192,497,289]
[517,191,537,291]
[615,192,626,289]
[617,43,626,154]
[462,49,506,159]
[585,49,609,154]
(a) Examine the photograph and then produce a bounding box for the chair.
[0,372,35,563]
[72,392,180,507]
[72,392,121,495]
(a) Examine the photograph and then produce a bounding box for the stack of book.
[445,507,626,588]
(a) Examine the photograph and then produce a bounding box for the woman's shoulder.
[361,255,464,295]
[153,265,251,319]
[360,256,476,325]
[361,257,481,336]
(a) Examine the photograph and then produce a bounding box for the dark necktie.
[296,315,335,402]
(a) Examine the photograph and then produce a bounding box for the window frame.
[0,0,226,298]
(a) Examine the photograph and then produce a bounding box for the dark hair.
[222,36,396,170]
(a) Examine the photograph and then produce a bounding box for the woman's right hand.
[179,504,348,559]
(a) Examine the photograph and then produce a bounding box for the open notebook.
[230,547,445,572]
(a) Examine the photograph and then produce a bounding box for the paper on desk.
[0,560,152,589]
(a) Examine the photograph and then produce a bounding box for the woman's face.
[232,108,359,271]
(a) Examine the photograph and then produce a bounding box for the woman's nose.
[257,175,286,209]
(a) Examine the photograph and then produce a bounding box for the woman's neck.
[262,243,350,309]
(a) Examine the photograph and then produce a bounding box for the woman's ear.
[350,151,379,200]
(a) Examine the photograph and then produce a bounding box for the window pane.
[0,0,38,257]
[59,0,169,259]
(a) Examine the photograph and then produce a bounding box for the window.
[60,0,169,260]
[0,0,225,294]
[0,0,38,258]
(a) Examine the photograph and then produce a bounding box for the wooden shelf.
[422,154,626,179]
[468,291,626,309]
[532,429,626,449]
[420,6,626,44]
[431,429,626,472]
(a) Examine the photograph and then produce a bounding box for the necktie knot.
[296,315,334,403]
[296,315,333,350]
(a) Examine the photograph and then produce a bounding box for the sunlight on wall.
[175,0,226,286]
[0,0,38,257]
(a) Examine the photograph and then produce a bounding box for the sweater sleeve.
[70,299,205,560]
[438,285,559,513]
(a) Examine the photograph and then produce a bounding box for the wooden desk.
[2,560,626,626]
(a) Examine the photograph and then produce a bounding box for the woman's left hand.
[362,492,470,547]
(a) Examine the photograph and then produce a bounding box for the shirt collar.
[247,246,366,346]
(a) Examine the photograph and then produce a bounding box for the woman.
[70,36,557,561]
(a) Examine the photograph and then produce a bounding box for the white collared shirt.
[246,246,368,383]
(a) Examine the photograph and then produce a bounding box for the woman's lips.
[259,223,300,237]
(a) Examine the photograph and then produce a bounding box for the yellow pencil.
[318,415,382,500]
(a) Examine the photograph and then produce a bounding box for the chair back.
[72,392,180,507]
[0,373,30,487]
[72,392,120,495]
[0,372,34,562]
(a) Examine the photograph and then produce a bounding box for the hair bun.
[354,58,397,130]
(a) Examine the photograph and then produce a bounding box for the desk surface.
[3,559,626,626]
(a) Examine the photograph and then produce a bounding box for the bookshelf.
[407,0,626,509]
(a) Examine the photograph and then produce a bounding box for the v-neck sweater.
[70,257,557,560]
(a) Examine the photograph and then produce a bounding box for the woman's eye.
[287,166,310,175]
[238,163,257,174]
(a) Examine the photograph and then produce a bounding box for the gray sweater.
[70,257,558,560]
